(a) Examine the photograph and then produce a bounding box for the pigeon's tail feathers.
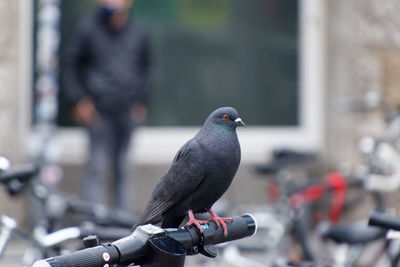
[131,201,166,232]
[136,199,173,227]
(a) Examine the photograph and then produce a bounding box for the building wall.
[0,0,32,223]
[325,0,400,165]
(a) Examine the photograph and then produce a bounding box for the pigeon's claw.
[186,210,208,233]
[207,209,232,237]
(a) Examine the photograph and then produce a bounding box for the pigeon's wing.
[138,138,207,225]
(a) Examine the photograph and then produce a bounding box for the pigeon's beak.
[235,118,246,127]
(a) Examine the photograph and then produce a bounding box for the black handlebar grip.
[170,214,257,249]
[368,211,400,231]
[32,243,120,267]
[202,214,257,245]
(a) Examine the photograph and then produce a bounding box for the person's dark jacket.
[62,11,151,115]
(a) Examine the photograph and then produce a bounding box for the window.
[35,0,325,163]
[57,0,298,126]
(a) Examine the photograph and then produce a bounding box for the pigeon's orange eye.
[223,115,229,120]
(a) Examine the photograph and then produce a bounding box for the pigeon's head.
[207,107,246,129]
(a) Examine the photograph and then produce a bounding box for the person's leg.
[83,117,113,206]
[112,115,135,212]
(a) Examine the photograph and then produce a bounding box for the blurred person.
[62,0,151,212]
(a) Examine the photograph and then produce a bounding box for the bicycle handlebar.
[368,211,400,231]
[0,164,38,184]
[0,164,39,195]
[65,197,137,227]
[32,214,257,267]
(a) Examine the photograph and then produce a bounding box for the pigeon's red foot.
[207,209,232,237]
[186,210,208,233]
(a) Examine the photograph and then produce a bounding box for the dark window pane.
[56,0,298,126]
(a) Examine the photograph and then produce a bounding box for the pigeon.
[135,107,245,236]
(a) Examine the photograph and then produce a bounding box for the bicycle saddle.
[255,149,317,175]
[321,222,386,244]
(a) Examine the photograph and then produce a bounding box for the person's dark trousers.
[83,112,135,212]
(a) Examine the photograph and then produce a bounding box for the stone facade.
[0,1,21,161]
[0,0,31,224]
[326,0,400,166]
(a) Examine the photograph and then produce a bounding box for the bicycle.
[367,211,400,266]
[220,140,400,267]
[0,157,134,265]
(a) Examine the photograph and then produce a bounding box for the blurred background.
[1,0,400,241]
